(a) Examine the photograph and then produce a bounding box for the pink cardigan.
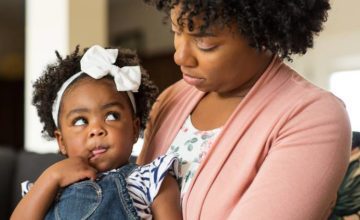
[138,57,351,220]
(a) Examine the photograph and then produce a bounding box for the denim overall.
[45,163,140,220]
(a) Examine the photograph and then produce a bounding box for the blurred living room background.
[0,0,359,154]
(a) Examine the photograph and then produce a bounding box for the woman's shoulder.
[275,64,346,110]
[255,62,350,134]
[272,65,351,136]
[292,71,345,108]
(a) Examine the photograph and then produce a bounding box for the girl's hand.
[10,157,97,220]
[45,156,98,188]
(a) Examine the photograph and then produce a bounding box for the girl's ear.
[54,129,67,156]
[133,118,140,143]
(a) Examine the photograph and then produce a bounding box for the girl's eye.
[73,117,87,126]
[106,112,120,121]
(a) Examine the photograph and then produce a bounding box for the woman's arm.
[10,157,97,220]
[151,175,182,220]
[228,96,351,220]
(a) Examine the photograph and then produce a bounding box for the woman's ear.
[54,130,67,156]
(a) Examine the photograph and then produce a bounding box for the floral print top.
[166,115,222,200]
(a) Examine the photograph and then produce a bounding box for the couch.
[0,148,64,219]
[329,131,360,219]
[1,132,359,219]
[0,148,138,220]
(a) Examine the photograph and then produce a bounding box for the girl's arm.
[151,175,182,220]
[10,157,97,220]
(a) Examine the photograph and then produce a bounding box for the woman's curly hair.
[144,0,330,60]
[32,46,159,139]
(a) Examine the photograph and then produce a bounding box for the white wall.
[288,0,360,89]
[25,0,108,153]
[69,0,108,50]
[25,0,69,153]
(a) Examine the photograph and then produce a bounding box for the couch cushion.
[11,151,64,210]
[328,131,360,219]
[0,147,16,220]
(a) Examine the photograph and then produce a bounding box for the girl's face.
[54,77,139,172]
[171,6,272,97]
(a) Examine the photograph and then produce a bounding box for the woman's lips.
[182,73,205,86]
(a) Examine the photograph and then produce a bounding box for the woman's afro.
[144,0,330,60]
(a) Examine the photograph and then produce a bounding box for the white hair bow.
[80,45,141,92]
[51,45,141,127]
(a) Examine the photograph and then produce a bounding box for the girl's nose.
[89,122,107,138]
[173,36,197,67]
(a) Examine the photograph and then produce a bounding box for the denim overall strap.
[111,163,139,220]
[45,163,140,220]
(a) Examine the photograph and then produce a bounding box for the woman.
[138,1,351,219]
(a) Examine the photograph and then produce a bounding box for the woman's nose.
[173,36,197,67]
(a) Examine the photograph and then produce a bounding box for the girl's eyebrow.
[65,102,126,119]
[101,101,126,110]
[65,108,89,119]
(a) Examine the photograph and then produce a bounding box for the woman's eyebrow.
[189,31,216,38]
[171,20,216,37]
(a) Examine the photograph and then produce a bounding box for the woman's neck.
[218,51,274,98]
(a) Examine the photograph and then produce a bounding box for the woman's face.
[171,6,272,96]
[55,77,139,172]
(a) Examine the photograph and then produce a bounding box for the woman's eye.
[106,112,120,121]
[73,117,87,126]
[197,40,217,52]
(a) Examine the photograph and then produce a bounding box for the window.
[330,70,360,131]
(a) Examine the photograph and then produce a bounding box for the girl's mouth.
[89,146,108,161]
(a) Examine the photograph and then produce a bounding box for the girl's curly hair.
[32,46,159,139]
[144,0,330,60]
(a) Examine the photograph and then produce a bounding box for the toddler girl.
[11,45,182,220]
